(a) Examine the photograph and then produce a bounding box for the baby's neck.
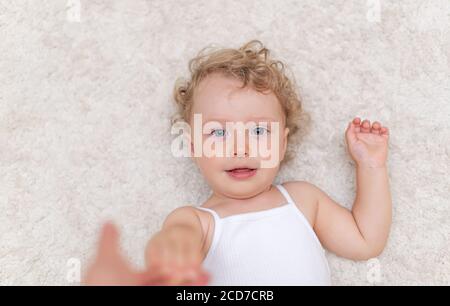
[209,184,274,202]
[201,183,290,218]
[206,184,275,208]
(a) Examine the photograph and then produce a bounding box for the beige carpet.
[0,0,449,285]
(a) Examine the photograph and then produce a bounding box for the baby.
[84,40,392,286]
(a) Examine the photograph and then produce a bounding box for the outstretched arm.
[145,206,210,285]
[312,117,392,260]
[83,206,210,285]
[83,222,173,285]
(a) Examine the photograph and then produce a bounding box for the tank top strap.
[196,206,222,221]
[195,206,223,264]
[275,184,296,205]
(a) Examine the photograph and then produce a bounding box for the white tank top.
[196,184,331,286]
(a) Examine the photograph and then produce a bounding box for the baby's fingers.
[145,263,210,286]
[346,121,358,144]
[371,121,381,135]
[163,268,210,286]
[97,222,120,260]
[380,126,389,136]
[139,269,175,286]
[175,271,210,286]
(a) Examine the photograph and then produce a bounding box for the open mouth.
[225,167,258,179]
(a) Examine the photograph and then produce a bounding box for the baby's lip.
[225,167,257,172]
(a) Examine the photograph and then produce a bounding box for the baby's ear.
[281,127,290,161]
[190,141,196,160]
[283,127,290,147]
[284,127,290,139]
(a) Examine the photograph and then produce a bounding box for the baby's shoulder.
[166,205,210,221]
[280,180,321,225]
[163,205,205,226]
[164,205,213,238]
[281,180,321,200]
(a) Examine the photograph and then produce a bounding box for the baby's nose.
[234,150,249,157]
[232,130,250,158]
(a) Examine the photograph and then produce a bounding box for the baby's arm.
[312,117,392,260]
[145,206,210,285]
[83,207,209,286]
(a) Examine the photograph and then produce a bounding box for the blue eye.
[251,126,269,136]
[210,129,227,137]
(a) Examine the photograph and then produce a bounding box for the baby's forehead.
[195,72,243,94]
[193,102,284,125]
[193,75,284,122]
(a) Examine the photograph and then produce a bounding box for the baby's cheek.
[199,136,226,158]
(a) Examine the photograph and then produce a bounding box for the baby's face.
[189,73,289,199]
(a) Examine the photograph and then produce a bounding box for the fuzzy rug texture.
[0,0,449,285]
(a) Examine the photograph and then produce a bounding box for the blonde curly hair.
[171,40,310,165]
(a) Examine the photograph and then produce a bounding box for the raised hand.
[345,117,390,168]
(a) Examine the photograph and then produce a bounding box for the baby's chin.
[212,171,274,199]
